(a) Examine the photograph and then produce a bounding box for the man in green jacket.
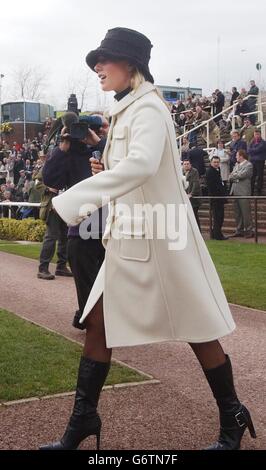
[36,167,72,280]
[183,159,202,231]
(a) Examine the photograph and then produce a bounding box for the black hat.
[86,27,154,83]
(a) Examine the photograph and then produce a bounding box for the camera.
[69,116,103,142]
[67,94,79,115]
[79,115,103,132]
[69,122,89,140]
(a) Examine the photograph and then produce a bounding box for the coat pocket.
[111,126,128,161]
[117,216,150,262]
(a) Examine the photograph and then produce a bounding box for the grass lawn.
[206,240,266,311]
[0,239,265,311]
[0,309,146,402]
[0,241,45,260]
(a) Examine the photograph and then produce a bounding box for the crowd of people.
[170,80,260,140]
[0,134,48,218]
[0,80,265,241]
[166,80,265,240]
[180,114,266,240]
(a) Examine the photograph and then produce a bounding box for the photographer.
[36,167,70,280]
[42,114,107,328]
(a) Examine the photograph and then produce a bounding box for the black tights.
[83,296,112,363]
[83,297,226,370]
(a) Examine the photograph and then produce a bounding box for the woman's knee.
[84,297,105,333]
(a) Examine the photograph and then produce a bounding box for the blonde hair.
[130,69,146,92]
[130,67,169,109]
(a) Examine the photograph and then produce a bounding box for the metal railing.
[193,195,266,244]
[0,202,40,219]
[231,110,264,133]
[1,199,265,244]
[176,94,263,149]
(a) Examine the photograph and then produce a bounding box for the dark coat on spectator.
[206,166,227,204]
[13,160,25,185]
[248,138,266,162]
[215,92,225,115]
[42,139,106,235]
[235,101,249,116]
[247,85,259,112]
[229,139,247,168]
[42,140,106,190]
[186,148,207,176]
[230,91,240,106]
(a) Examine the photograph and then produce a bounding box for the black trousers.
[68,237,105,313]
[251,160,265,195]
[39,210,68,271]
[211,201,225,239]
[192,204,201,232]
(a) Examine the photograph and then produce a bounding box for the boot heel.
[247,417,256,439]
[96,431,101,450]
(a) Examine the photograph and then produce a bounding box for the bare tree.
[65,69,101,111]
[12,65,48,101]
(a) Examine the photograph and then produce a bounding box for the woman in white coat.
[40,28,256,451]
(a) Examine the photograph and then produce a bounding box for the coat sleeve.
[42,147,70,190]
[237,164,253,180]
[189,170,201,196]
[248,140,266,157]
[52,101,166,226]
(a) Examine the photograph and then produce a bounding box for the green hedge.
[0,218,46,242]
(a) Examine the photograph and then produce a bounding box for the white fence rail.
[0,202,40,219]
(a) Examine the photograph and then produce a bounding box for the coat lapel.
[103,82,156,169]
[109,82,156,117]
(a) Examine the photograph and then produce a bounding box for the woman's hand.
[90,157,104,175]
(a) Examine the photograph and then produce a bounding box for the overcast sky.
[1,0,265,109]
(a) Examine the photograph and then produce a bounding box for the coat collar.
[109,81,156,116]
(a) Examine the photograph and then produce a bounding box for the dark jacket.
[247,85,259,111]
[235,100,249,116]
[230,91,240,106]
[206,166,227,204]
[186,148,207,176]
[248,138,266,162]
[42,139,105,189]
[42,139,106,235]
[229,139,247,167]
[215,92,225,114]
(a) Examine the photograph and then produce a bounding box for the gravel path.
[0,251,265,450]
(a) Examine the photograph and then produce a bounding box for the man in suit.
[206,156,228,240]
[229,149,253,238]
[182,159,202,230]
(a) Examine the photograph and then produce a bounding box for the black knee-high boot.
[203,355,256,450]
[39,356,110,450]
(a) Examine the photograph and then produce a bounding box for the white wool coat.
[53,82,235,348]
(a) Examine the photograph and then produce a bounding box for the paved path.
[0,251,265,450]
